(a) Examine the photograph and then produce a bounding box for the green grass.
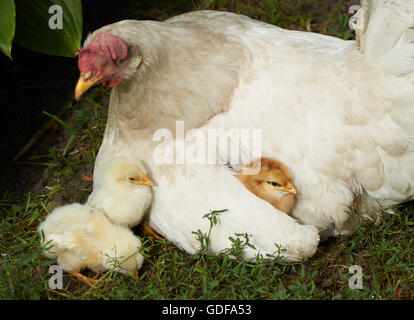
[1,0,413,300]
[1,186,413,299]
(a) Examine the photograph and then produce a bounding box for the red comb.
[85,32,128,61]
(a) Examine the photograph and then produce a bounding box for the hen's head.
[75,32,141,100]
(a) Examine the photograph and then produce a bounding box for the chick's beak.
[287,186,297,194]
[137,174,154,186]
[75,75,101,101]
[282,185,297,194]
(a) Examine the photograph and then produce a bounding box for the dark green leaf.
[14,0,82,57]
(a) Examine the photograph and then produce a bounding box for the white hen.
[38,203,144,275]
[75,0,414,261]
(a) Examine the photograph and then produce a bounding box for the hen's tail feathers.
[357,0,414,81]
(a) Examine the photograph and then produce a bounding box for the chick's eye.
[128,177,136,182]
[267,181,281,187]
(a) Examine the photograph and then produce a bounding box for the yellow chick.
[87,157,154,228]
[233,157,297,215]
[38,203,144,276]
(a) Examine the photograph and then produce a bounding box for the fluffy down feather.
[38,203,144,274]
[87,157,153,228]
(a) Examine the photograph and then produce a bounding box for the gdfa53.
[206,304,252,315]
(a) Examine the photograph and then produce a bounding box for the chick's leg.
[68,271,100,287]
[141,222,164,240]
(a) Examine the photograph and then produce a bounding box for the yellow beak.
[137,174,154,186]
[283,185,297,194]
[74,75,101,101]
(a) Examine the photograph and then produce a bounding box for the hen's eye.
[128,177,136,182]
[267,181,281,187]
